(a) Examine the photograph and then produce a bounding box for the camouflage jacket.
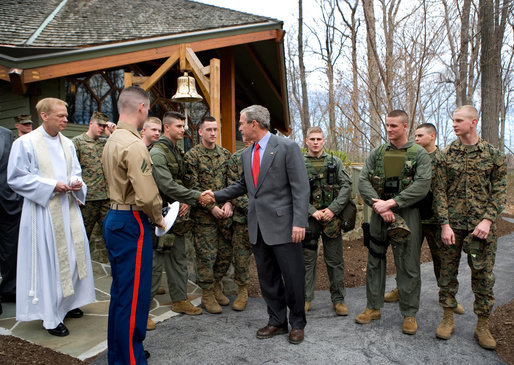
[433,138,506,230]
[150,136,200,206]
[184,143,232,223]
[228,148,249,224]
[72,133,108,201]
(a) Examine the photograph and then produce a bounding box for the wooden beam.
[132,76,149,85]
[124,72,133,87]
[20,29,281,83]
[140,49,179,91]
[220,48,236,153]
[179,44,188,71]
[244,44,282,103]
[209,58,221,146]
[185,49,210,105]
[9,68,27,95]
[0,65,9,81]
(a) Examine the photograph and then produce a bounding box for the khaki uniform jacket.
[102,121,162,223]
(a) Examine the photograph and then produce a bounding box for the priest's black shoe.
[47,323,69,337]
[145,351,150,359]
[66,308,83,318]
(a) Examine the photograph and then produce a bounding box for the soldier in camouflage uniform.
[72,111,110,248]
[357,110,431,335]
[227,139,253,311]
[432,105,506,350]
[384,123,465,315]
[149,112,205,321]
[302,127,352,316]
[184,116,234,314]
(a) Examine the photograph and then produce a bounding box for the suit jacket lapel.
[256,135,278,191]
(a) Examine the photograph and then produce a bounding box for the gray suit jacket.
[0,127,22,215]
[215,133,309,245]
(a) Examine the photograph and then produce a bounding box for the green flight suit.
[359,141,431,316]
[149,135,201,302]
[303,152,352,304]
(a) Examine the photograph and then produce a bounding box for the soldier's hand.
[222,202,233,218]
[199,190,215,206]
[372,198,397,214]
[441,224,455,245]
[322,208,335,222]
[312,210,324,221]
[292,226,305,243]
[472,219,492,240]
[178,203,189,217]
[211,206,224,219]
[156,217,166,230]
[380,210,395,223]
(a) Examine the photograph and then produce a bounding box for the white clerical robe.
[7,127,95,329]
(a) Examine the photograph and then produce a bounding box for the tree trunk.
[298,0,311,142]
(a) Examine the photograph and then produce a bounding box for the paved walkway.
[1,225,513,364]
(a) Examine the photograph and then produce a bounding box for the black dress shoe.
[47,323,69,337]
[66,308,84,318]
[1,293,16,303]
[144,350,150,359]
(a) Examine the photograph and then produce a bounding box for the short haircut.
[36,98,67,115]
[163,111,185,126]
[306,126,324,137]
[143,117,162,129]
[454,105,479,120]
[118,86,149,114]
[387,109,408,124]
[199,115,216,128]
[416,123,437,135]
[240,105,270,130]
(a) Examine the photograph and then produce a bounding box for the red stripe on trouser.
[129,211,145,365]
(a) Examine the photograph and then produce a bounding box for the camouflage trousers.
[422,224,442,285]
[438,229,496,316]
[80,199,110,239]
[192,222,232,290]
[150,234,188,302]
[232,221,253,286]
[303,218,345,304]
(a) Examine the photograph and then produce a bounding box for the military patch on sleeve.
[141,159,149,173]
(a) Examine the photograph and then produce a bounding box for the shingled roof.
[0,0,278,48]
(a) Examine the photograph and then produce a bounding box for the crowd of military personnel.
[2,92,505,357]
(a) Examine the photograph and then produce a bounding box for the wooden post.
[209,58,221,146]
[221,48,236,153]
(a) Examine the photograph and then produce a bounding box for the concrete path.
[92,231,514,365]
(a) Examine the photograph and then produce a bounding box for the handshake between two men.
[197,189,232,219]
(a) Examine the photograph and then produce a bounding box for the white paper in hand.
[155,201,180,237]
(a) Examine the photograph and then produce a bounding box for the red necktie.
[252,143,260,187]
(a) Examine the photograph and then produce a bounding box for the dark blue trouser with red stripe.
[103,209,152,365]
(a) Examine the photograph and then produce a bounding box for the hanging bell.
[171,72,203,103]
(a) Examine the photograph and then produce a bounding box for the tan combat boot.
[355,308,381,324]
[453,302,465,315]
[232,285,248,311]
[213,281,230,306]
[334,302,348,316]
[146,317,156,331]
[402,316,418,335]
[172,300,202,315]
[474,316,496,350]
[384,288,399,303]
[435,307,454,340]
[201,289,222,314]
[305,301,311,312]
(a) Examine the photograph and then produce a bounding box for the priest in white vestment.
[7,98,95,336]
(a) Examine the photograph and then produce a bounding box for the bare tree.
[298,0,311,141]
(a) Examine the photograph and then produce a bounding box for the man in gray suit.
[0,126,22,314]
[207,105,310,344]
